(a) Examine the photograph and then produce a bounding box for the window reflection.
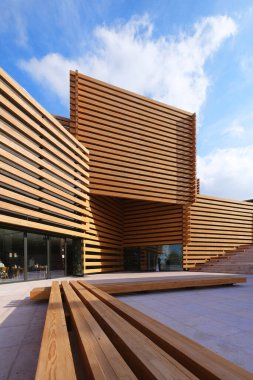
[27,233,47,280]
[0,229,24,283]
[50,237,65,278]
[0,227,83,282]
[124,244,183,272]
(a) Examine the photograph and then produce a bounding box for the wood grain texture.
[62,281,137,379]
[85,195,184,274]
[29,273,246,300]
[35,281,76,380]
[53,114,71,129]
[123,199,183,246]
[71,281,197,380]
[79,280,252,380]
[0,68,89,238]
[70,71,196,204]
[84,195,124,274]
[30,286,51,301]
[93,276,246,294]
[184,194,253,269]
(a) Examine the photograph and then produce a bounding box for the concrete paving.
[0,272,252,379]
[118,274,253,374]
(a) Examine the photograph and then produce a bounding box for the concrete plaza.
[0,272,252,379]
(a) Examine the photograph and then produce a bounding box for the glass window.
[66,238,83,276]
[50,236,65,278]
[124,244,183,272]
[0,229,24,283]
[158,244,183,272]
[27,233,48,280]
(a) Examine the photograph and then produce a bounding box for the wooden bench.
[35,280,253,379]
[30,274,246,301]
[30,286,51,301]
[35,281,76,380]
[94,275,246,294]
[70,281,196,380]
[61,281,136,379]
[79,280,252,380]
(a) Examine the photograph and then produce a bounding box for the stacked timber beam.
[184,195,253,270]
[35,280,252,380]
[69,71,196,274]
[85,195,124,274]
[70,71,196,204]
[123,200,183,247]
[192,244,253,274]
[0,68,89,238]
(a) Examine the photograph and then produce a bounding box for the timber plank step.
[94,276,246,294]
[30,274,246,301]
[79,280,252,380]
[35,281,76,380]
[70,280,197,380]
[34,278,252,379]
[30,286,51,301]
[193,244,253,274]
[61,281,137,380]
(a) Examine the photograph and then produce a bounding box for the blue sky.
[1,0,253,200]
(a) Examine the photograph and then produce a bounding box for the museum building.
[1,68,253,282]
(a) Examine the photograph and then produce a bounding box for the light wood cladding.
[123,200,183,246]
[0,68,89,238]
[70,71,196,204]
[53,115,71,129]
[85,196,184,274]
[84,195,123,273]
[184,194,253,269]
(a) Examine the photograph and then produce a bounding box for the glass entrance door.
[50,237,65,278]
[27,233,48,280]
[0,229,24,283]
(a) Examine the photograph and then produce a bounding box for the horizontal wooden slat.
[0,201,84,230]
[35,282,76,380]
[1,147,89,196]
[1,102,89,174]
[1,175,87,213]
[0,68,88,156]
[84,195,123,273]
[74,71,193,117]
[70,71,196,204]
[1,160,88,205]
[1,131,88,188]
[184,195,253,269]
[0,68,89,239]
[0,214,85,237]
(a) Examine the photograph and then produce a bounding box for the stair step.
[191,244,253,274]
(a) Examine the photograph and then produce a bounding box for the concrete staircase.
[192,245,253,274]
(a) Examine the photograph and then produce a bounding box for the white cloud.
[19,14,237,112]
[223,121,245,138]
[240,55,253,82]
[0,1,28,47]
[197,146,253,200]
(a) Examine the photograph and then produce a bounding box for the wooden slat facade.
[84,195,124,274]
[123,200,183,246]
[184,195,253,269]
[0,68,89,238]
[53,115,71,129]
[84,196,183,274]
[3,68,253,276]
[70,71,196,204]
